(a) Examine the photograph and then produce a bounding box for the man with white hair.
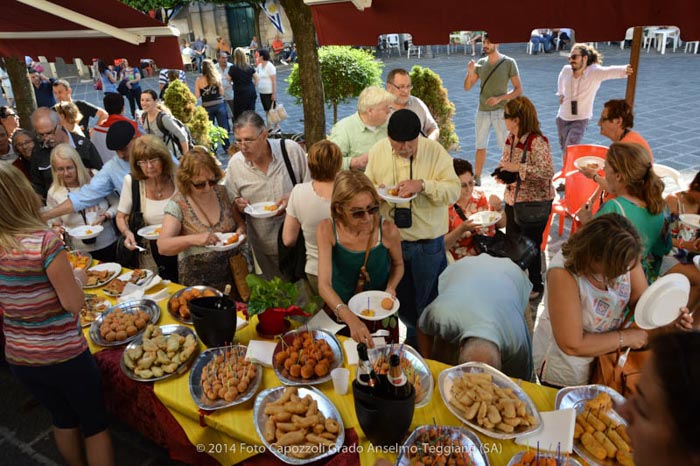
[328,85,395,170]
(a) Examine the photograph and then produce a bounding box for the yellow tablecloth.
[84,272,559,465]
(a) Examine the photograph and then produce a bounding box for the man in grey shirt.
[386,68,439,141]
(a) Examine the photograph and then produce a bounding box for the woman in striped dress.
[0,163,114,466]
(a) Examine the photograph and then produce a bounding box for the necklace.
[148,176,170,199]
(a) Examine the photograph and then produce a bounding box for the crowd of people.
[1,38,699,466]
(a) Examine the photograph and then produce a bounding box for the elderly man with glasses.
[224,111,309,280]
[30,107,102,199]
[365,109,460,356]
[386,68,440,142]
[556,43,633,165]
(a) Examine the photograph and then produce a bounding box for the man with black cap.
[42,121,137,222]
[365,109,460,355]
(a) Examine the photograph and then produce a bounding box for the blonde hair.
[562,213,642,283]
[54,101,83,126]
[130,135,175,181]
[50,143,92,188]
[233,48,249,68]
[0,164,46,251]
[357,86,396,114]
[176,147,224,196]
[606,142,665,215]
[202,59,222,88]
[330,170,381,226]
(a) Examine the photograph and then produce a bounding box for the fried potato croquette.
[121,325,196,379]
[380,297,394,310]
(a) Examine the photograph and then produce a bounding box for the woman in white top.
[46,143,118,262]
[283,140,343,294]
[255,49,277,130]
[140,89,189,158]
[116,135,178,281]
[533,213,692,387]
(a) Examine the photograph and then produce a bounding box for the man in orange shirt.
[271,35,285,63]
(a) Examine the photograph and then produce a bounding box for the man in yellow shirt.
[365,110,460,354]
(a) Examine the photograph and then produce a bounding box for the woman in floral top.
[158,148,246,291]
[497,96,555,298]
[445,158,505,260]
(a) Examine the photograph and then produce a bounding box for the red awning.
[0,0,182,69]
[309,0,700,45]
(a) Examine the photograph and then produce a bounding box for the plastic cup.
[330,367,350,395]
[85,211,98,225]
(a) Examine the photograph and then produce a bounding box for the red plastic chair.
[554,144,609,182]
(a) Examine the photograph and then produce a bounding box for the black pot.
[352,380,415,447]
[189,296,237,348]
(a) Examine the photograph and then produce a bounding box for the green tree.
[287,46,383,124]
[409,65,459,152]
[162,79,212,147]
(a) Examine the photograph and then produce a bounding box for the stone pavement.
[1,42,698,465]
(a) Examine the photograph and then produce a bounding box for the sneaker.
[474,175,481,187]
[280,59,288,66]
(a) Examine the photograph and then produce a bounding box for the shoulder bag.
[276,139,307,282]
[512,134,553,228]
[115,178,144,269]
[354,219,376,294]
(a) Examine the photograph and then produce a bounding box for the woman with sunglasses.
[317,170,404,346]
[47,144,118,262]
[11,129,34,181]
[619,330,700,466]
[158,147,246,290]
[116,135,178,281]
[0,121,15,163]
[0,105,19,136]
[497,96,555,300]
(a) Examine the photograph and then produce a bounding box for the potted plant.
[245,275,320,336]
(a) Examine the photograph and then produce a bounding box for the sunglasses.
[568,54,581,60]
[503,112,515,119]
[192,179,219,189]
[348,205,380,219]
[461,181,475,188]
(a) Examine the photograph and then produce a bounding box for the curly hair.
[176,147,224,196]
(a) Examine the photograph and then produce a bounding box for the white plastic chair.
[653,163,683,192]
[386,34,401,56]
[643,27,658,53]
[685,41,700,54]
[620,27,634,50]
[406,35,421,59]
[526,29,544,55]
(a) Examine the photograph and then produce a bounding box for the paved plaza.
[1,41,698,465]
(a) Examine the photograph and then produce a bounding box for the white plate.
[377,186,417,204]
[67,224,104,240]
[679,213,700,229]
[634,273,689,329]
[244,202,280,219]
[468,210,502,227]
[137,224,162,240]
[206,233,246,252]
[84,262,122,289]
[573,156,605,171]
[347,290,400,321]
[119,269,155,286]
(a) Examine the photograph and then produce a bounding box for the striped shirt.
[0,230,87,366]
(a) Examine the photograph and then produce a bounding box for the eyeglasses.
[192,179,219,189]
[234,130,263,146]
[568,54,581,60]
[461,181,475,188]
[503,112,515,119]
[598,116,614,123]
[389,82,412,92]
[347,205,380,219]
[1,112,17,118]
[37,125,58,139]
[54,165,76,173]
[16,140,34,148]
[136,158,162,167]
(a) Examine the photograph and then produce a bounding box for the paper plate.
[206,233,246,252]
[634,273,689,329]
[573,156,605,171]
[137,224,162,240]
[468,210,502,227]
[377,186,417,204]
[347,290,400,321]
[67,224,104,240]
[84,262,121,289]
[679,213,700,229]
[244,202,280,218]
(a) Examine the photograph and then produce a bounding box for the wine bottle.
[386,353,412,399]
[356,342,381,391]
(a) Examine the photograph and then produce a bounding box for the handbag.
[590,311,650,396]
[115,178,144,269]
[354,220,376,294]
[228,252,251,302]
[512,134,553,228]
[268,100,287,125]
[473,230,538,271]
[276,139,307,282]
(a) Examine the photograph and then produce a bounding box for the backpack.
[142,111,194,158]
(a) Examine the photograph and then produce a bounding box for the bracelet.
[420,179,426,192]
[334,303,347,316]
[618,330,624,350]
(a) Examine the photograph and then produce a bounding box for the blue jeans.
[396,236,447,347]
[205,102,230,150]
[530,35,552,53]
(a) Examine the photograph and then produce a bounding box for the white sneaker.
[280,59,288,66]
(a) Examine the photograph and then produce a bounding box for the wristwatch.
[420,179,426,192]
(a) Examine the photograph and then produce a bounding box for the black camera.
[394,207,412,229]
[491,167,519,184]
[571,100,578,115]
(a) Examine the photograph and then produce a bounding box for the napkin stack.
[515,408,576,453]
[245,340,277,367]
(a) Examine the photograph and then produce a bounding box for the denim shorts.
[475,109,508,150]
